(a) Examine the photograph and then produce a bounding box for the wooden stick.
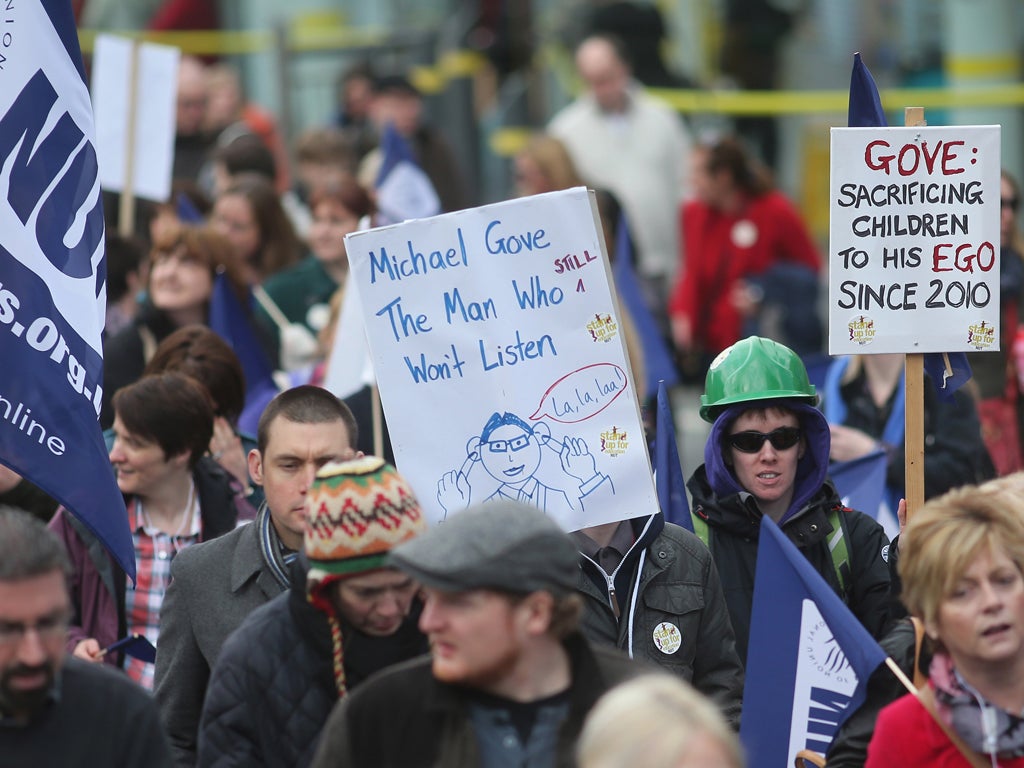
[885,656,919,696]
[118,40,141,238]
[903,106,927,520]
[371,384,383,458]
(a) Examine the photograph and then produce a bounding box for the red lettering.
[897,144,920,176]
[941,141,966,175]
[920,142,942,174]
[932,243,952,272]
[865,140,894,173]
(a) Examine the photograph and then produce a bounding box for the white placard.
[91,35,179,203]
[345,188,658,530]
[829,125,1001,354]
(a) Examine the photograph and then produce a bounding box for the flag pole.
[903,106,926,521]
[118,39,141,237]
[884,656,919,695]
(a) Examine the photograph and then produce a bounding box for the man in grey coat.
[154,386,358,766]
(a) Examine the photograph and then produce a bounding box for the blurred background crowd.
[64,0,1024,477]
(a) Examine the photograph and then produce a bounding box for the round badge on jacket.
[731,219,758,248]
[652,621,682,654]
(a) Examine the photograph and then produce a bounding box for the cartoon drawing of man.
[436,412,613,517]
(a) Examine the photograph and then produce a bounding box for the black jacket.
[310,633,643,768]
[688,402,892,664]
[101,305,178,428]
[0,658,171,767]
[825,363,995,499]
[825,618,924,767]
[576,513,744,727]
[198,561,426,768]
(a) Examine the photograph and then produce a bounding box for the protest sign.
[829,125,1001,354]
[345,187,658,530]
[91,34,178,204]
[0,0,133,578]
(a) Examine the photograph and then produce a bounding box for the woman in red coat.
[668,136,821,374]
[866,483,1024,767]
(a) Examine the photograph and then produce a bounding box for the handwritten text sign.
[829,126,1001,354]
[345,188,658,529]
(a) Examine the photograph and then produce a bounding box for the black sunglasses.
[727,427,802,453]
[1002,197,1019,212]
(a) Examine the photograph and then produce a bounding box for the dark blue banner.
[0,1,132,579]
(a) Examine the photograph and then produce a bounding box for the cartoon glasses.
[483,435,531,453]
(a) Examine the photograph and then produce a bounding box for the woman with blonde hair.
[866,484,1024,766]
[578,674,744,768]
[513,133,584,197]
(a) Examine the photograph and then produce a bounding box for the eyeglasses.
[0,611,71,646]
[1002,197,1019,212]
[483,434,531,453]
[727,427,801,453]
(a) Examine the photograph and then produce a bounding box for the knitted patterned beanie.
[304,455,424,695]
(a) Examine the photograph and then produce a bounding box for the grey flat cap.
[387,500,579,595]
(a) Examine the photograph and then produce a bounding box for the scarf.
[931,651,1024,758]
[256,503,297,589]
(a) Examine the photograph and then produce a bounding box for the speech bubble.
[530,363,628,424]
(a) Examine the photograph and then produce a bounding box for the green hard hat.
[699,336,818,422]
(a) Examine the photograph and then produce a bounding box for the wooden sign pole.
[117,40,141,238]
[903,106,927,520]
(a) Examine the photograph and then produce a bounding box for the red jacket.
[669,190,820,354]
[866,688,1024,767]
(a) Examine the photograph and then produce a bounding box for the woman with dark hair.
[141,325,260,503]
[257,177,374,373]
[49,373,253,690]
[101,223,249,428]
[668,136,822,376]
[211,172,302,286]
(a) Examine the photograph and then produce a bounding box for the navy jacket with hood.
[687,401,892,664]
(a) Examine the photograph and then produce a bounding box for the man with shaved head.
[549,34,693,314]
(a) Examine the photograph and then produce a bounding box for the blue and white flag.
[741,516,887,767]
[848,52,971,401]
[612,212,679,400]
[0,0,134,579]
[374,122,441,225]
[655,380,693,531]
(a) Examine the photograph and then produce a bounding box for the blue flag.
[176,192,205,224]
[741,516,887,767]
[0,1,134,579]
[848,53,971,401]
[612,213,679,400]
[375,122,441,225]
[104,632,157,664]
[655,380,692,531]
[829,450,897,538]
[208,274,278,435]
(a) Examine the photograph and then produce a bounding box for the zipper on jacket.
[604,574,621,619]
